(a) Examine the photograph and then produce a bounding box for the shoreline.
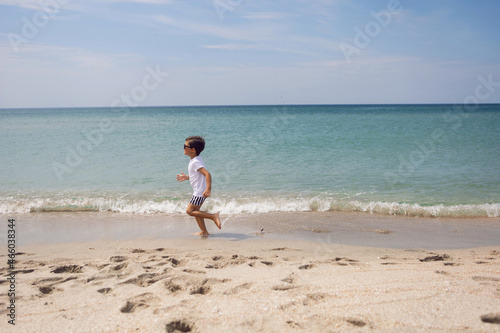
[1,211,500,249]
[2,237,500,332]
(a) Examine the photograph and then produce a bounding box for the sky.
[0,0,499,108]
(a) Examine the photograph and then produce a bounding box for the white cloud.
[0,41,141,69]
[0,0,43,10]
[155,14,275,42]
[97,0,175,4]
[202,43,262,50]
[299,56,421,68]
[0,0,84,12]
[0,0,175,7]
[242,12,294,20]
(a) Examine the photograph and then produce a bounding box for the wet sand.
[4,211,500,249]
[1,212,500,332]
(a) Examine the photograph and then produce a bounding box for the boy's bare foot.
[194,231,210,237]
[213,212,221,229]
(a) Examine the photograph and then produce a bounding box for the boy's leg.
[195,217,209,236]
[193,208,209,236]
[186,202,221,230]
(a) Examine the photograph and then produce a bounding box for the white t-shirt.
[188,156,206,197]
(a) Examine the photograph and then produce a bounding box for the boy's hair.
[186,136,205,156]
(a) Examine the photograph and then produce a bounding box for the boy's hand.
[176,172,188,182]
[203,189,211,198]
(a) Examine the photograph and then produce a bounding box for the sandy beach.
[1,212,500,332]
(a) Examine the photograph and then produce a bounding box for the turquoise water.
[1,104,499,217]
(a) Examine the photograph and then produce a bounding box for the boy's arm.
[176,171,188,182]
[198,167,212,198]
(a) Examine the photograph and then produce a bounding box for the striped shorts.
[189,195,206,206]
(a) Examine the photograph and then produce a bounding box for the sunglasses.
[184,144,192,149]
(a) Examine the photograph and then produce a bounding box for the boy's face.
[184,141,196,157]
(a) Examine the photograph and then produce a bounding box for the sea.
[1,104,499,218]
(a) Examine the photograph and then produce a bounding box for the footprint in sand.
[269,247,302,252]
[205,255,248,269]
[183,268,206,274]
[333,257,360,266]
[191,277,229,295]
[472,276,500,282]
[286,320,304,329]
[281,274,295,284]
[110,256,128,263]
[109,262,128,272]
[164,279,183,293]
[335,257,359,263]
[39,286,55,295]
[163,275,229,294]
[471,276,500,297]
[120,273,166,287]
[190,286,210,295]
[272,285,297,291]
[165,320,195,333]
[163,257,181,267]
[120,292,158,313]
[32,276,78,296]
[481,313,500,324]
[51,265,83,274]
[419,253,450,262]
[7,269,35,275]
[224,283,253,295]
[247,260,273,268]
[346,318,368,327]
[32,277,64,285]
[97,287,112,295]
[302,293,328,306]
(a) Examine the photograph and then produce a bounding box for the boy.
[176,136,221,236]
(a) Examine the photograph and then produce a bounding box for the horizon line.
[2,102,500,110]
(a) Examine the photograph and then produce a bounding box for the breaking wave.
[1,195,499,218]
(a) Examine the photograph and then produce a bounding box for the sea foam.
[1,195,498,218]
